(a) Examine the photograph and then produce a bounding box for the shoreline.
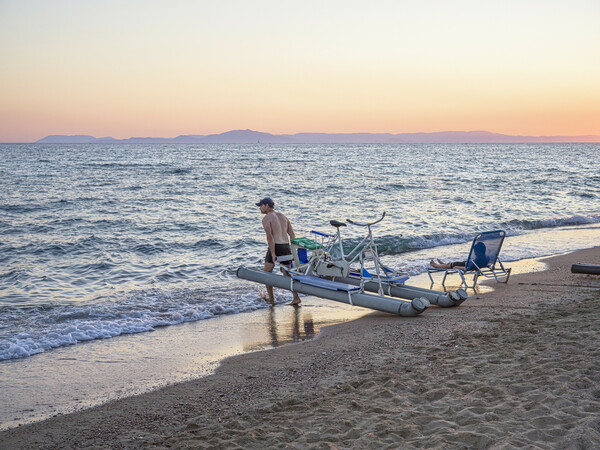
[0,251,548,431]
[0,296,370,431]
[1,247,599,448]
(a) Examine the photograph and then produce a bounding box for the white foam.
[0,288,293,361]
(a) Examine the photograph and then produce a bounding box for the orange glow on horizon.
[1,1,599,142]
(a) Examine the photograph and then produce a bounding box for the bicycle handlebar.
[346,211,386,227]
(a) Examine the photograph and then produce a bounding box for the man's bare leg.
[280,265,301,306]
[430,259,451,269]
[263,261,275,305]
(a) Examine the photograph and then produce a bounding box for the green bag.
[290,237,323,250]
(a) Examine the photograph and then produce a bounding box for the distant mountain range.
[35,129,600,144]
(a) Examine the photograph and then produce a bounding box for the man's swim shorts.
[265,243,293,265]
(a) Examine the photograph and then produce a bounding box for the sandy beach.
[1,247,599,449]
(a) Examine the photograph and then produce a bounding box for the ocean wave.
[32,243,69,256]
[374,182,423,191]
[372,233,472,256]
[0,203,47,214]
[133,242,168,255]
[83,162,156,170]
[570,191,596,199]
[0,268,26,283]
[0,236,108,261]
[334,231,476,258]
[501,214,600,231]
[191,238,225,249]
[163,167,193,175]
[0,287,291,361]
[344,214,600,257]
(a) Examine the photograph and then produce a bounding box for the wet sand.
[1,248,599,449]
[0,297,369,431]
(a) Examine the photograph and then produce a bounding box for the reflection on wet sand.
[246,306,316,352]
[268,307,279,347]
[0,296,369,429]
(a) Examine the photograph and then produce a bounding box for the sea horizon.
[2,129,600,144]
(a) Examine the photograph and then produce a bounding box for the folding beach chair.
[427,230,511,289]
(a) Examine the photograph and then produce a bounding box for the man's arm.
[286,218,296,240]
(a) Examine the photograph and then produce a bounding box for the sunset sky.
[1,0,599,142]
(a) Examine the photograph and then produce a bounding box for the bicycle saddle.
[329,220,346,227]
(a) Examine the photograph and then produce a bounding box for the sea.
[1,142,599,426]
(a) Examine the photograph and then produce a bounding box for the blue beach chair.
[427,230,511,289]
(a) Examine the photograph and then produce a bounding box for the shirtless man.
[256,197,301,306]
